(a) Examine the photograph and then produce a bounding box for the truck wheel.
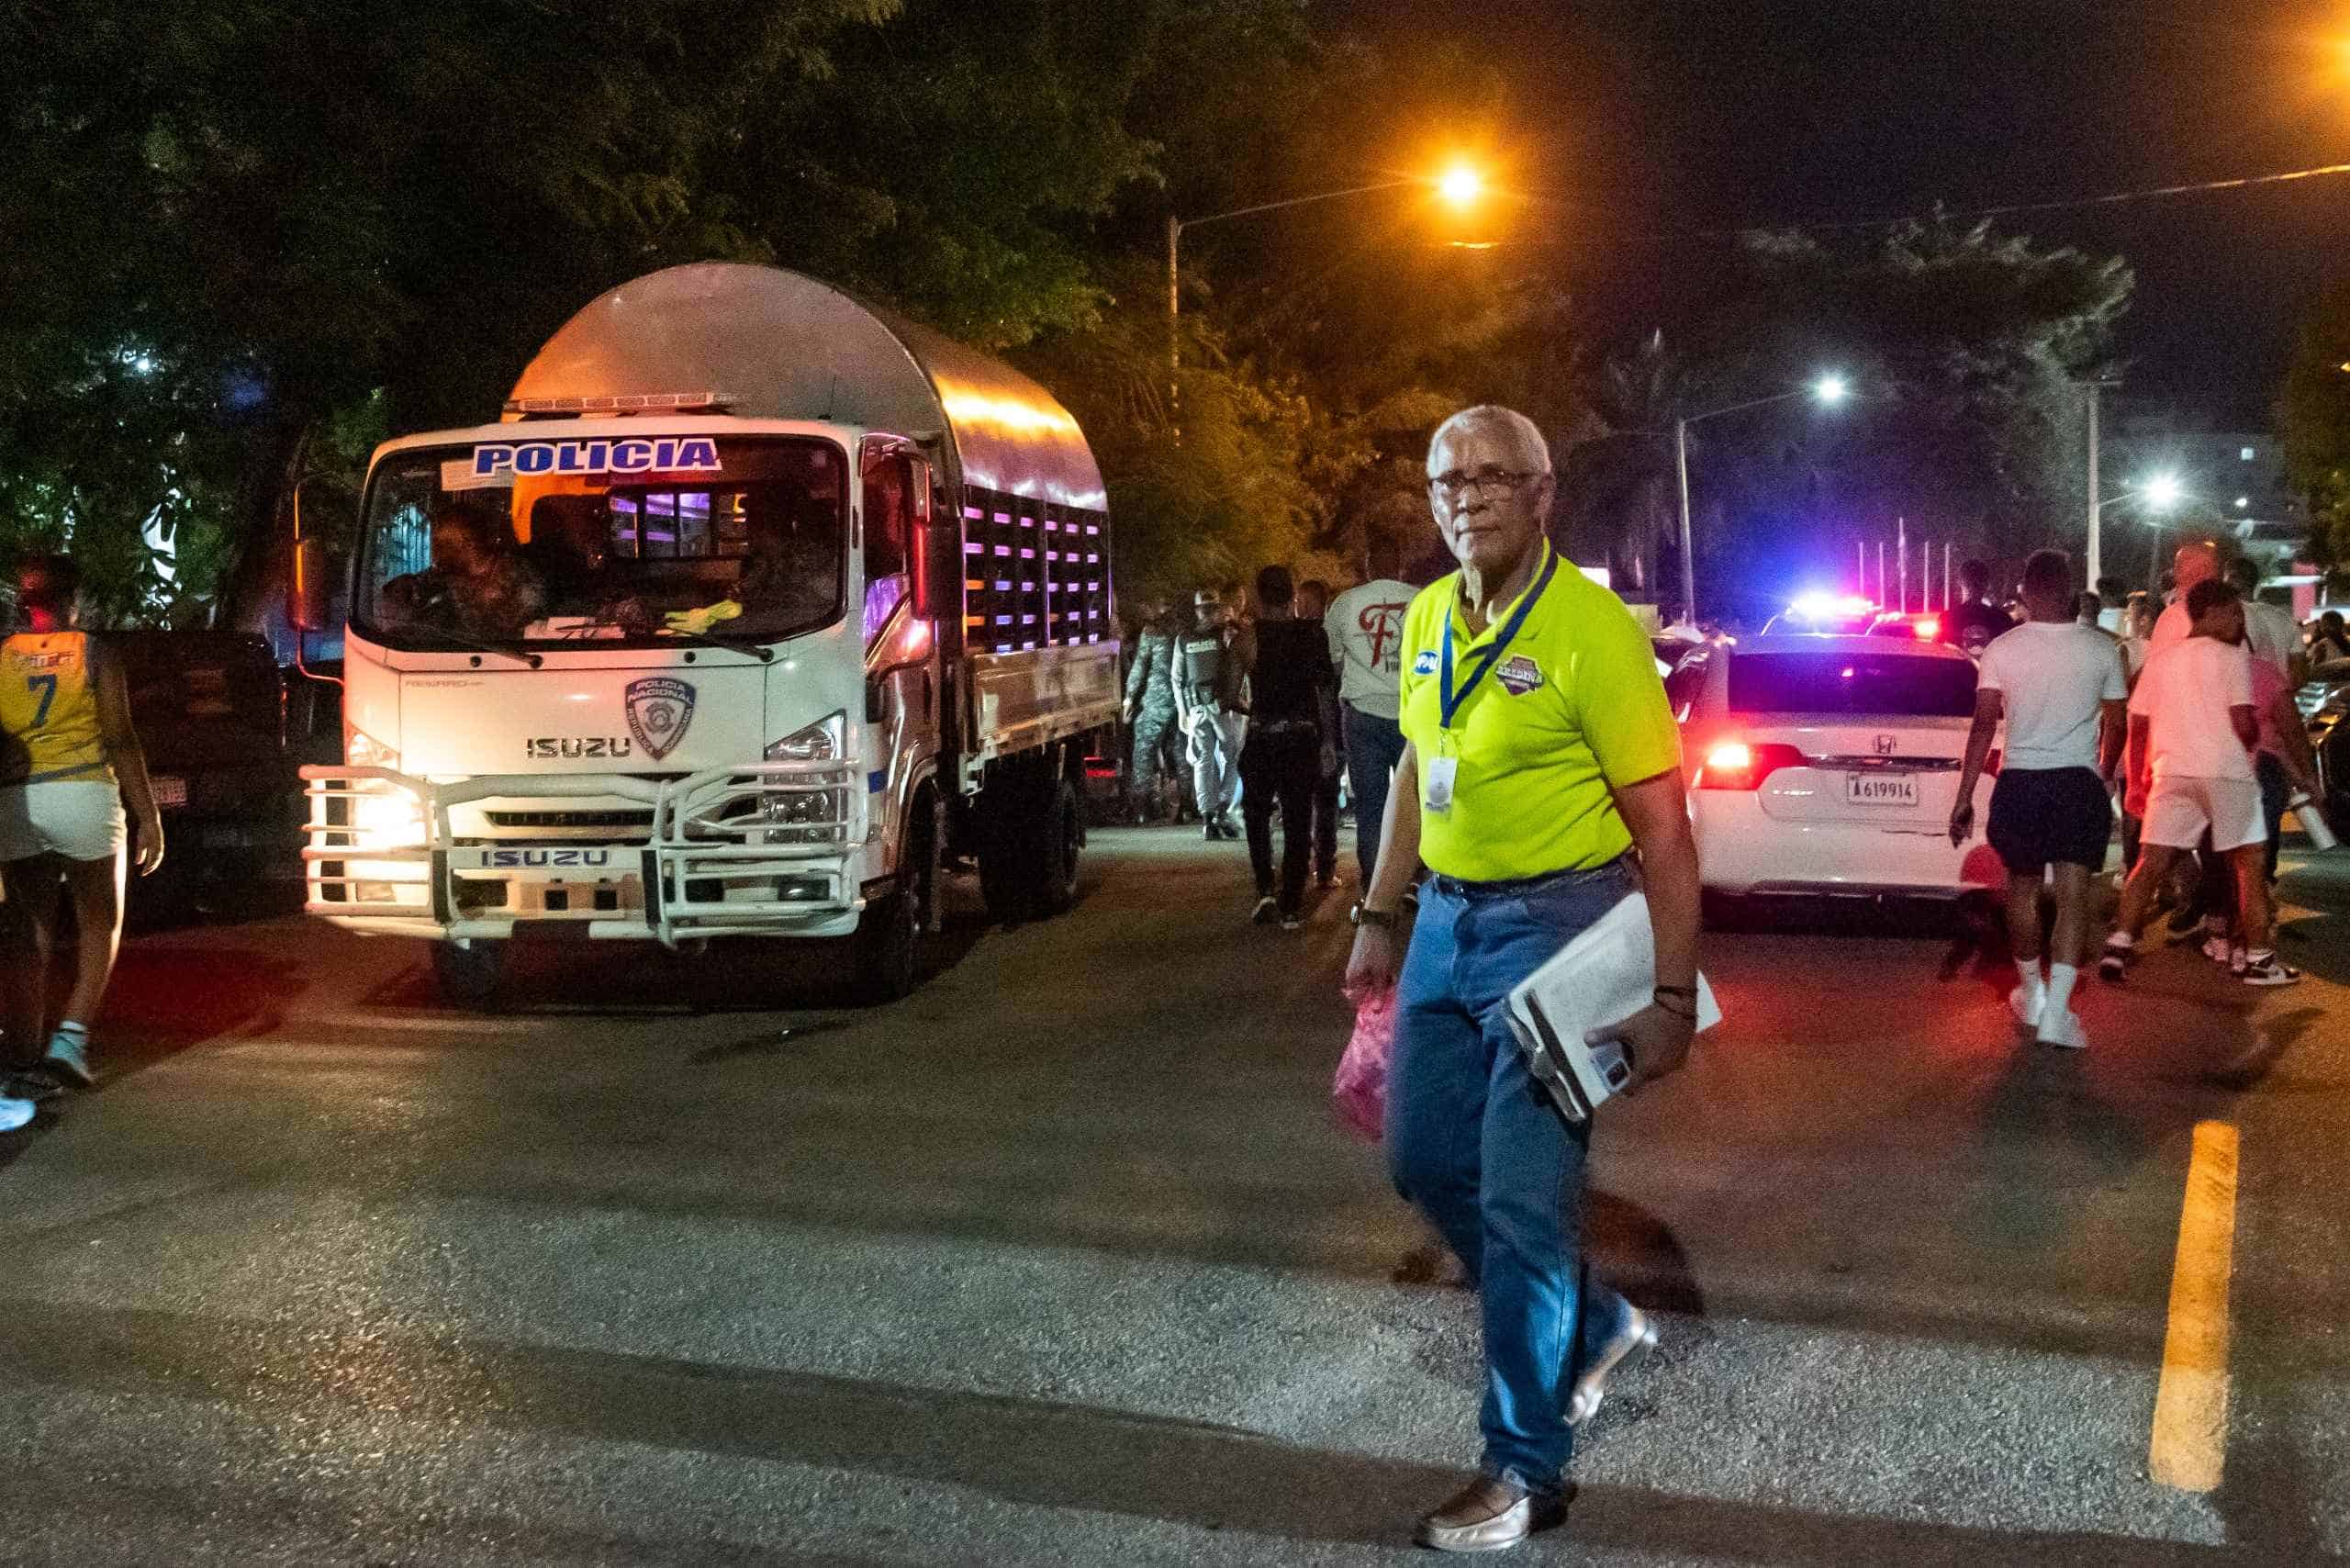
[854,790,939,1003]
[431,940,508,1008]
[1031,776,1083,917]
[978,774,1032,925]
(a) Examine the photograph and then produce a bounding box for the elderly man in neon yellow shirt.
[1345,406,1701,1552]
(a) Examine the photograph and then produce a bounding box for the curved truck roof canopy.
[509,263,1106,512]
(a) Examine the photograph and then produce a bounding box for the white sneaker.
[2035,1007,2087,1050]
[2238,953,2300,987]
[2008,985,2043,1029]
[0,1095,33,1134]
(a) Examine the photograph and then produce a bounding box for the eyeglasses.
[1428,467,1544,501]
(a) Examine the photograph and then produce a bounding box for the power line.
[1776,159,2350,234]
[1467,159,2350,247]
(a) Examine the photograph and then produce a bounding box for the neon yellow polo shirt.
[1396,549,1681,881]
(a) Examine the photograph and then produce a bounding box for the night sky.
[1326,0,2345,425]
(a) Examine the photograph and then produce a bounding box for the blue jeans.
[1342,704,1407,882]
[1387,857,1639,1492]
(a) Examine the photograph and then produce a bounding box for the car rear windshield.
[1729,652,1976,716]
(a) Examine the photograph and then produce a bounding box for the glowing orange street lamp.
[1438,163,1485,208]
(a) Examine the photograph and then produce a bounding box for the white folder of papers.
[1504,891,1722,1123]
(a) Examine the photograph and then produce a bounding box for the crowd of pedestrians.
[1943,536,2328,1040]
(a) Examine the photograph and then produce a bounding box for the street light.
[1673,374,1851,622]
[2094,472,2185,588]
[1438,163,1484,208]
[1166,165,1487,435]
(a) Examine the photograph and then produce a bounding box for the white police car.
[1677,634,2001,906]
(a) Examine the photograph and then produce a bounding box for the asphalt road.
[3,830,2346,1566]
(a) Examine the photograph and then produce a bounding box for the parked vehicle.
[115,630,301,907]
[1678,634,2003,908]
[2300,657,2350,828]
[297,263,1120,1003]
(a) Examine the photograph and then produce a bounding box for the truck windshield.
[352,434,847,649]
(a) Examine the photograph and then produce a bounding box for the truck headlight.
[347,729,400,770]
[765,711,845,763]
[351,785,426,851]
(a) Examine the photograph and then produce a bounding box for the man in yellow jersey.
[1343,407,1700,1552]
[1,554,165,1106]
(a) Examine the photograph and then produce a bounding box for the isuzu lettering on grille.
[484,849,613,868]
[527,736,632,759]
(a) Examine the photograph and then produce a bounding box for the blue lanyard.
[1440,547,1556,731]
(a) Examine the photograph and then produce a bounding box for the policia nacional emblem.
[623,677,697,762]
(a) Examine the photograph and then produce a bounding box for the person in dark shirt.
[382,504,547,641]
[1235,566,1338,928]
[1946,557,2015,657]
[1295,578,1343,887]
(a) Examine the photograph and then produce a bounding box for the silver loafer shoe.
[1567,1304,1657,1426]
[1416,1474,1563,1552]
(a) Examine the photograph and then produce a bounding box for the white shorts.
[2142,775,2266,854]
[0,780,129,863]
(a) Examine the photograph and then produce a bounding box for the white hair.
[1427,405,1550,476]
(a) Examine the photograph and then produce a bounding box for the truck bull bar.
[299,762,865,946]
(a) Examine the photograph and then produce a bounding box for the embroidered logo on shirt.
[1413,648,1439,677]
[1494,655,1545,696]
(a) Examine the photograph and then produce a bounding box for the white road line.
[2149,1118,2239,1492]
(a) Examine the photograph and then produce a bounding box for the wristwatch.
[1349,902,1397,929]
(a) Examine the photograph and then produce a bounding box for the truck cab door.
[860,440,940,866]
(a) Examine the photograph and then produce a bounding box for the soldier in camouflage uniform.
[1123,599,1181,823]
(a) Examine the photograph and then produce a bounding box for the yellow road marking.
[2149,1119,2239,1492]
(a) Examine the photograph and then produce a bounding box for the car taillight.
[1913,616,1940,639]
[1695,739,1806,790]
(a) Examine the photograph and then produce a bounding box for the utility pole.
[1674,420,1695,623]
[2086,380,2102,588]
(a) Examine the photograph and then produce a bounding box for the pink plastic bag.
[1332,983,1398,1143]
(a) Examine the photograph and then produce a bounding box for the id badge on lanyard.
[1422,744,1460,814]
[1430,550,1555,817]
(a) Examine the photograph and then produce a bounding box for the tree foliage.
[2277,279,2350,588]
[6,1,2136,637]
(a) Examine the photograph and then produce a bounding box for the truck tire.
[854,788,940,1003]
[431,940,508,1008]
[978,768,1035,925]
[1030,776,1083,917]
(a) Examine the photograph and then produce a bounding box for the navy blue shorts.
[1987,767,2111,872]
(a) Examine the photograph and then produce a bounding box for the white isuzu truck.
[295,263,1120,1003]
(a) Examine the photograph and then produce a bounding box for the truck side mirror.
[289,536,332,633]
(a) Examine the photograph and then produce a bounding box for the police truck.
[295,263,1120,1002]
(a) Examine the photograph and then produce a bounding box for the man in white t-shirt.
[1323,533,1418,883]
[2145,540,2219,655]
[2101,579,2296,985]
[2229,557,2302,683]
[1951,550,2127,1047]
